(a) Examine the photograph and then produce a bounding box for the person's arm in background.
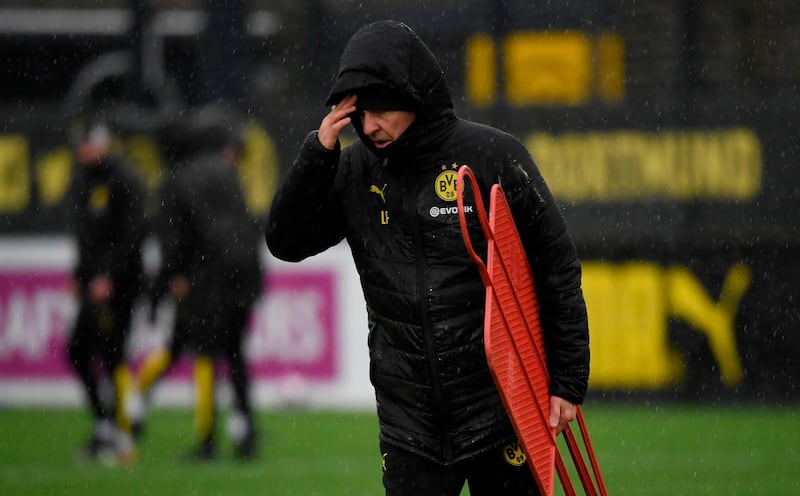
[112,160,148,288]
[64,169,89,296]
[153,173,193,303]
[265,95,357,261]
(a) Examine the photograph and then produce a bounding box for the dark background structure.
[0,0,797,402]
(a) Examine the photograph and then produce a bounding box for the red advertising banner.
[0,270,74,377]
[0,268,337,381]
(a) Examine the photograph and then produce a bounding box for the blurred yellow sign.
[528,128,762,201]
[585,262,750,389]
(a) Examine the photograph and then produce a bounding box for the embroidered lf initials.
[380,210,390,224]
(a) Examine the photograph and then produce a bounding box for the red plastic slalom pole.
[456,165,608,496]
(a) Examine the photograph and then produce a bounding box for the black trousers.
[67,298,133,421]
[170,295,254,420]
[380,439,541,496]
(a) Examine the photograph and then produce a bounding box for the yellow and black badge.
[434,163,461,201]
[502,440,527,466]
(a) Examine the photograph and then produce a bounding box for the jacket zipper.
[412,180,452,464]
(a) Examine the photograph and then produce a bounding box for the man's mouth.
[373,140,391,149]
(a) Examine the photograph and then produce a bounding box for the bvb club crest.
[502,441,527,467]
[435,163,463,201]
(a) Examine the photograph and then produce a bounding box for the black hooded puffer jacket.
[266,20,589,465]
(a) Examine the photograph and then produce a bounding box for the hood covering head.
[159,103,244,163]
[326,20,456,159]
[69,116,112,148]
[354,85,418,113]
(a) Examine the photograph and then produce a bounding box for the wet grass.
[0,404,796,495]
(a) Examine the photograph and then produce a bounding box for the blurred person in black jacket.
[127,105,263,460]
[65,117,146,464]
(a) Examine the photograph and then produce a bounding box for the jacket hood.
[326,21,456,160]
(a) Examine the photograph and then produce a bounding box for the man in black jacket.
[129,106,263,460]
[66,117,146,464]
[266,21,590,495]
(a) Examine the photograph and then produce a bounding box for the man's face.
[75,140,109,167]
[359,109,416,149]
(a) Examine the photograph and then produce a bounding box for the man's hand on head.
[318,94,358,150]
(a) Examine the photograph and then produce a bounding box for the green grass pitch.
[0,404,797,495]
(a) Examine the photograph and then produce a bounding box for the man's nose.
[361,111,379,134]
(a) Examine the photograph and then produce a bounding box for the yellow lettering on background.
[584,262,683,389]
[667,264,750,386]
[0,136,31,212]
[466,34,497,107]
[596,32,625,102]
[35,147,72,206]
[527,128,762,201]
[466,29,626,107]
[504,31,592,106]
[0,124,279,217]
[584,262,750,389]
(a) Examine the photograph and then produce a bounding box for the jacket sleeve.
[502,139,591,405]
[265,131,346,262]
[111,164,147,278]
[155,175,191,283]
[66,172,91,287]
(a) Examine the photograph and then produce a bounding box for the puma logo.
[370,183,388,203]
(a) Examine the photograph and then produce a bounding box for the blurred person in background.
[126,105,263,461]
[65,116,147,464]
[265,21,590,495]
